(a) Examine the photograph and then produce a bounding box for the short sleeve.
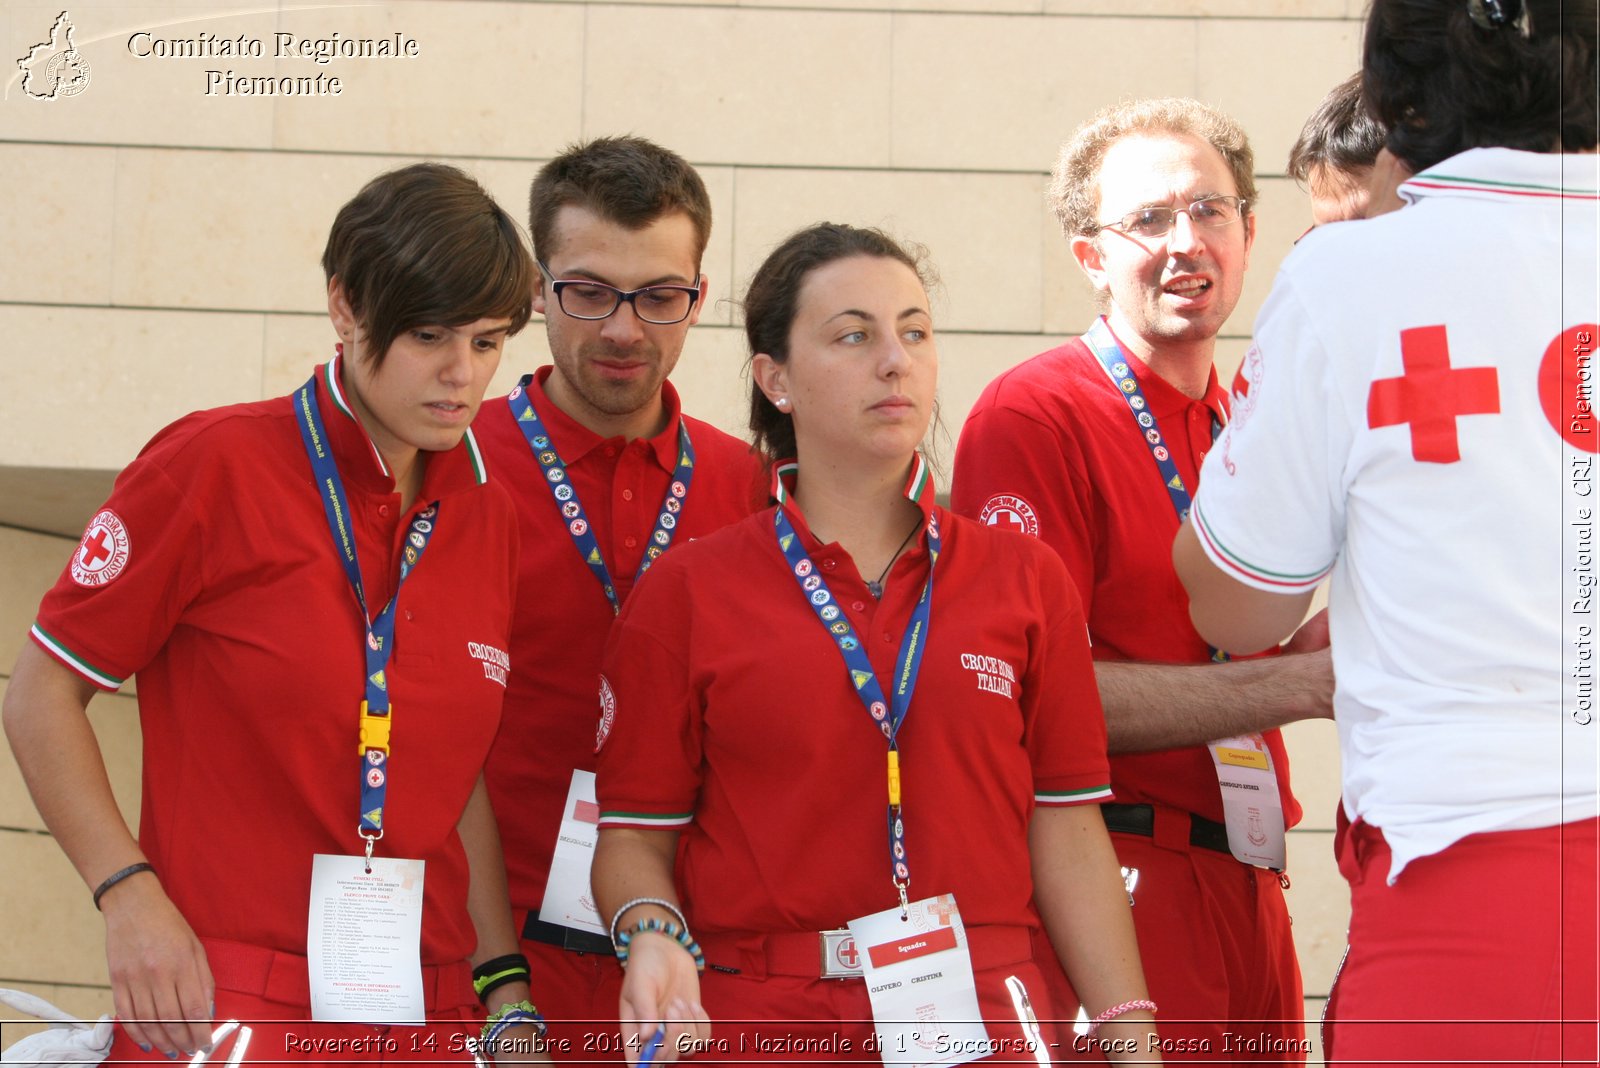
[1191,274,1348,593]
[32,448,208,691]
[1019,545,1112,805]
[953,401,1100,614]
[593,558,704,830]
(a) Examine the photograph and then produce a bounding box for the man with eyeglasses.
[952,99,1330,1061]
[474,136,763,1054]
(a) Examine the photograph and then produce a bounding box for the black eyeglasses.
[1097,195,1249,239]
[537,261,702,325]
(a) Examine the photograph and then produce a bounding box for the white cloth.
[1191,148,1600,881]
[0,988,112,1066]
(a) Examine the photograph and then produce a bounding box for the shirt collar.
[769,453,938,544]
[525,365,685,471]
[317,352,489,500]
[1098,318,1226,424]
[1400,148,1599,207]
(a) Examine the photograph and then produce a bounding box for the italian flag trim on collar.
[463,427,488,486]
[770,453,933,508]
[903,451,933,505]
[324,357,489,486]
[1407,172,1599,201]
[323,355,390,479]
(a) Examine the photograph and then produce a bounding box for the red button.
[378,504,391,518]
[604,446,618,458]
[823,559,837,571]
[852,600,866,612]
[622,489,634,501]
[882,632,893,643]
[625,537,638,549]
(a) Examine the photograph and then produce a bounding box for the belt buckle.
[819,929,863,978]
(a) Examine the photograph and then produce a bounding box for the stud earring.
[775,397,790,410]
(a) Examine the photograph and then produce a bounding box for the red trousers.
[105,939,482,1064]
[1049,808,1305,1062]
[516,919,625,1062]
[682,926,1061,1063]
[1325,815,1599,1067]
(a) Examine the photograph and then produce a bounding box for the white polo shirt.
[1191,148,1600,882]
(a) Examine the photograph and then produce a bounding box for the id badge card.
[536,769,606,935]
[307,854,426,1022]
[1209,734,1286,869]
[847,893,991,1068]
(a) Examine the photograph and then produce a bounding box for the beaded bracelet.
[608,897,690,949]
[472,953,532,1006]
[1085,998,1158,1036]
[614,917,706,973]
[480,999,548,1055]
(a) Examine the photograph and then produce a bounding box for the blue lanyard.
[508,375,695,615]
[771,457,940,912]
[1083,318,1229,662]
[1083,316,1224,522]
[294,369,438,856]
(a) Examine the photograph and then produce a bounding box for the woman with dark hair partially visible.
[3,163,549,1063]
[1174,1,1598,1065]
[590,223,1157,1064]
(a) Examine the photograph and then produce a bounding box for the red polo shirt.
[951,332,1300,827]
[475,368,764,914]
[32,358,519,967]
[595,462,1111,935]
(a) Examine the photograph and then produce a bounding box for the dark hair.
[321,162,534,366]
[743,223,929,464]
[1288,73,1387,184]
[1363,0,1597,173]
[529,136,712,267]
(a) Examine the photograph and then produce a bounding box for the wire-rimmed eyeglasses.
[1096,195,1249,239]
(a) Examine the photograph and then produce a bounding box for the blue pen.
[637,1028,666,1067]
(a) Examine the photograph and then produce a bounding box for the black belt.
[1101,802,1233,857]
[521,914,614,955]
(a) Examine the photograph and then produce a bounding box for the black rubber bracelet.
[472,953,532,1005]
[92,862,155,910]
[475,970,531,1007]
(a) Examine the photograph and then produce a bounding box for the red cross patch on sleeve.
[70,509,132,588]
[978,494,1040,537]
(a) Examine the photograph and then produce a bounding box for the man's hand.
[1283,609,1334,719]
[1285,607,1330,654]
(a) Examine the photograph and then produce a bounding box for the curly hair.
[1049,98,1257,238]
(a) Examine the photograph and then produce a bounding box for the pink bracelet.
[1086,999,1157,1036]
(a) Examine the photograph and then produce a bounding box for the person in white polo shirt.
[1173,0,1598,1064]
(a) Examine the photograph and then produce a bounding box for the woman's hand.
[617,932,709,1064]
[101,873,215,1057]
